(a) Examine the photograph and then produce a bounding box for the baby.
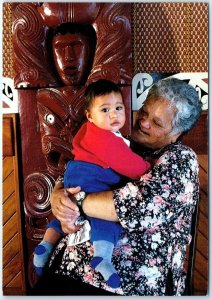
[33,79,150,288]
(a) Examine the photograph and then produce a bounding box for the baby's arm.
[94,135,151,179]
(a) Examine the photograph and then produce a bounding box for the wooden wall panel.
[7,273,23,288]
[3,193,16,224]
[3,118,14,156]
[3,254,22,286]
[183,112,208,155]
[3,213,19,246]
[193,272,208,294]
[192,154,208,295]
[3,171,15,202]
[2,114,26,295]
[3,234,20,267]
[3,157,14,179]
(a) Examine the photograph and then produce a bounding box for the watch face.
[75,216,85,226]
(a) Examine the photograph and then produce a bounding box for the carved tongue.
[58,152,70,172]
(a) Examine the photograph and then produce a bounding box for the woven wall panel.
[132,2,208,74]
[3,3,14,78]
[3,3,208,78]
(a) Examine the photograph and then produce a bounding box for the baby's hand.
[145,157,158,166]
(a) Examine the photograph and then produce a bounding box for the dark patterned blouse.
[49,141,199,296]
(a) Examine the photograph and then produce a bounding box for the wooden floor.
[193,154,208,295]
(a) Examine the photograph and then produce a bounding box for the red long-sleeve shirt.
[72,122,150,180]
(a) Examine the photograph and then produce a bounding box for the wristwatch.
[74,191,87,207]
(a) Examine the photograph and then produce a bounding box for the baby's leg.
[33,227,61,276]
[89,218,122,288]
[91,240,121,288]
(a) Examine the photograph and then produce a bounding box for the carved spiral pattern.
[12,3,57,87]
[101,4,130,62]
[13,4,43,41]
[13,4,45,68]
[101,64,120,82]
[20,68,39,82]
[41,136,52,155]
[89,3,132,83]
[24,172,55,217]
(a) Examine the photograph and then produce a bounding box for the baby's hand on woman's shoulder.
[145,156,158,167]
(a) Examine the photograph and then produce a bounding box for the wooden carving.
[12,2,132,289]
[89,3,132,83]
[12,3,58,88]
[37,86,86,177]
[13,3,132,88]
[24,172,55,239]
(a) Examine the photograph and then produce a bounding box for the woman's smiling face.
[131,96,181,149]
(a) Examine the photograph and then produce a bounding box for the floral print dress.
[49,141,199,296]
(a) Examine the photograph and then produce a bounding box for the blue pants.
[48,161,123,244]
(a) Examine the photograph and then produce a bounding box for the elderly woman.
[33,78,202,296]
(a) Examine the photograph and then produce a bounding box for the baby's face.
[86,92,126,132]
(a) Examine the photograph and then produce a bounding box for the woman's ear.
[171,132,181,144]
[85,110,93,122]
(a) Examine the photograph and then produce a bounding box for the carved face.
[52,33,92,86]
[37,101,73,176]
[37,87,85,176]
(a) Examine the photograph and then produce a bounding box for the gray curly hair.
[147,78,202,135]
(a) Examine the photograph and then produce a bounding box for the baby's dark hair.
[84,79,122,110]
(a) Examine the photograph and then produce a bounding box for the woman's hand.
[50,183,82,234]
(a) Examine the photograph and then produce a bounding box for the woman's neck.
[130,138,181,158]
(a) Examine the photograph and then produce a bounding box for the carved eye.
[44,114,55,124]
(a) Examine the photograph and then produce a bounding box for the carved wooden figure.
[12,2,132,288]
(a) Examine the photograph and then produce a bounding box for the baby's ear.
[85,110,92,122]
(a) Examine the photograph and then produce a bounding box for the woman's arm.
[112,147,200,232]
[50,147,199,234]
[83,191,119,222]
[50,178,119,231]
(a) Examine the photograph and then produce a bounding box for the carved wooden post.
[12,2,132,288]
